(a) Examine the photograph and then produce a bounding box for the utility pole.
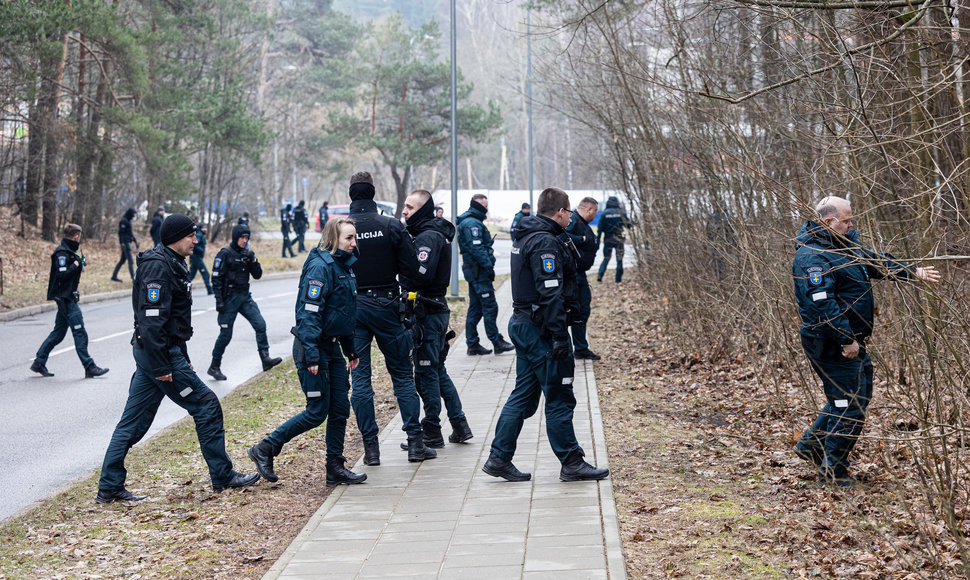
[450,0,459,297]
[527,6,534,209]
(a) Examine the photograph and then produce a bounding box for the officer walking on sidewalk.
[484,187,609,483]
[207,224,282,380]
[399,189,474,450]
[346,171,435,466]
[456,194,514,356]
[565,197,601,360]
[111,208,139,282]
[97,214,259,503]
[248,218,366,487]
[31,224,109,378]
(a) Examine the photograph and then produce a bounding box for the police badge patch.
[417,247,431,262]
[58,255,67,267]
[807,266,823,286]
[541,253,556,273]
[470,226,480,238]
[307,279,324,300]
[213,257,222,269]
[146,282,162,303]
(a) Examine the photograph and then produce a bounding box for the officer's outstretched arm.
[794,253,855,344]
[249,251,263,280]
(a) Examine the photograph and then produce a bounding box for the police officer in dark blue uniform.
[456,194,514,356]
[596,196,630,283]
[293,200,309,252]
[793,196,939,487]
[188,223,214,295]
[509,202,531,242]
[399,190,474,449]
[111,208,139,282]
[207,224,282,380]
[150,206,165,246]
[280,203,296,258]
[319,202,329,231]
[483,188,609,483]
[565,197,600,360]
[31,224,109,378]
[238,211,250,226]
[97,214,259,503]
[346,171,435,465]
[248,217,366,486]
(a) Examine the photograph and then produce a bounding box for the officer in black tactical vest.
[280,203,296,258]
[293,200,309,252]
[398,190,474,449]
[207,224,282,380]
[97,214,259,503]
[111,208,139,282]
[346,172,435,465]
[483,187,609,483]
[31,224,109,378]
[565,197,601,360]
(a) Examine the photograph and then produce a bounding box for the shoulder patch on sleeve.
[417,246,432,262]
[806,266,823,286]
[470,226,480,238]
[57,255,67,267]
[213,257,222,269]
[306,279,324,300]
[540,253,556,273]
[146,282,162,303]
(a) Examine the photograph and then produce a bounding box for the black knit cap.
[160,213,197,245]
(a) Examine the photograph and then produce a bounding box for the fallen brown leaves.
[590,280,969,579]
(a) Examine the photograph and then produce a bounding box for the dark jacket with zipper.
[131,246,194,376]
[293,247,357,367]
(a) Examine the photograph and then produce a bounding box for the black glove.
[246,250,256,261]
[216,301,224,314]
[487,268,495,282]
[550,337,571,361]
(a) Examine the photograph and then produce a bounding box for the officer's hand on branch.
[156,373,173,382]
[916,266,941,283]
[308,365,319,376]
[841,341,860,359]
[550,337,571,361]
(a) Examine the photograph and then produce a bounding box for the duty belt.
[360,288,399,300]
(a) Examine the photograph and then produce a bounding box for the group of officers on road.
[64,172,618,503]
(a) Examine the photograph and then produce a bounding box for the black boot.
[212,470,260,492]
[492,335,514,355]
[30,360,54,377]
[259,349,282,372]
[207,357,227,381]
[408,432,437,462]
[363,439,380,466]
[326,456,367,486]
[467,342,492,356]
[482,452,530,482]
[793,433,824,468]
[248,440,280,482]
[421,420,445,448]
[573,349,601,361]
[96,487,146,504]
[85,364,109,378]
[448,417,474,443]
[560,451,609,482]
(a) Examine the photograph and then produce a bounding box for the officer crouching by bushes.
[484,187,609,483]
[207,224,282,380]
[248,217,366,486]
[398,189,474,450]
[97,214,259,503]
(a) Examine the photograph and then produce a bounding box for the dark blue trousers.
[597,242,624,282]
[295,229,307,252]
[99,346,233,490]
[265,340,349,462]
[35,298,94,369]
[212,291,269,358]
[570,272,592,351]
[490,321,580,463]
[413,311,465,429]
[112,242,135,280]
[189,254,213,293]
[351,299,421,440]
[798,335,873,477]
[465,279,500,346]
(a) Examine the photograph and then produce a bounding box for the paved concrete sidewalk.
[265,281,625,579]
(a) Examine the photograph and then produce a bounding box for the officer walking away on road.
[483,187,609,483]
[150,206,166,247]
[293,200,309,252]
[510,202,531,242]
[12,174,25,217]
[346,171,435,466]
[456,194,514,356]
[189,222,214,295]
[96,214,259,503]
[318,201,329,231]
[207,224,283,380]
[792,196,939,488]
[596,196,630,283]
[238,211,250,226]
[248,217,366,487]
[111,208,139,282]
[565,197,601,360]
[280,203,296,258]
[399,190,474,450]
[30,224,109,378]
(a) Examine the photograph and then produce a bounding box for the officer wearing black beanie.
[97,213,259,503]
[345,171,435,466]
[207,223,282,380]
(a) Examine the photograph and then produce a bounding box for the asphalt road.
[0,275,299,522]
